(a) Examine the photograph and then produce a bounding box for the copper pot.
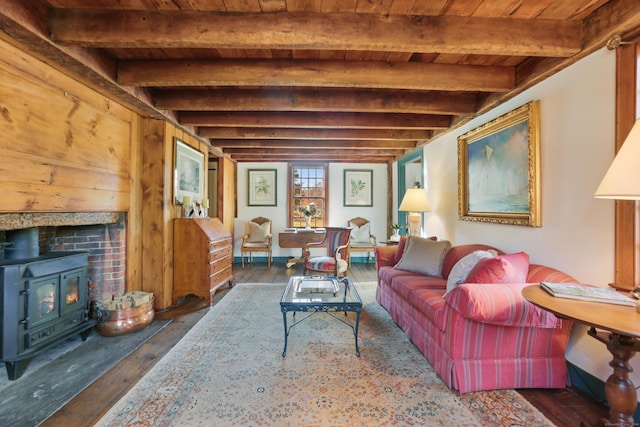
[91,297,155,337]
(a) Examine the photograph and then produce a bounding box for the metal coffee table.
[280,276,362,357]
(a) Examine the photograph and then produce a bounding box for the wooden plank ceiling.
[2,0,640,163]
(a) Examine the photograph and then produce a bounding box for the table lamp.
[594,119,640,290]
[399,188,431,237]
[595,119,640,200]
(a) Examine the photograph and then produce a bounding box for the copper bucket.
[92,296,155,337]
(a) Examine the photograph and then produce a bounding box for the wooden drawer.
[209,256,231,275]
[209,238,232,252]
[210,265,232,288]
[209,245,232,261]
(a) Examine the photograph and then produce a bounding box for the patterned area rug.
[96,282,555,427]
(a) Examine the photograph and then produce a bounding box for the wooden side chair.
[241,217,272,269]
[303,227,352,277]
[347,217,377,263]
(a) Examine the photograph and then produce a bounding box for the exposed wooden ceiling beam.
[223,151,400,163]
[473,0,640,120]
[199,127,430,140]
[49,10,581,57]
[181,112,450,129]
[154,89,478,115]
[118,59,515,92]
[212,140,417,149]
[229,155,393,163]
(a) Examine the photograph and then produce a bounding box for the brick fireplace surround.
[0,213,126,302]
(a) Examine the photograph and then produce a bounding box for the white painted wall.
[422,47,626,385]
[235,162,388,260]
[234,47,626,390]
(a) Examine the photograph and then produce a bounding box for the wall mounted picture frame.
[344,169,373,207]
[174,138,205,204]
[248,169,277,206]
[457,100,541,227]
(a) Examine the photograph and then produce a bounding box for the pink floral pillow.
[465,252,530,284]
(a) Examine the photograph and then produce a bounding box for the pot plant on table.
[390,224,402,241]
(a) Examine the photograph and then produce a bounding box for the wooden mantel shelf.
[0,212,126,230]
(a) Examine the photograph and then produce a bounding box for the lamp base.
[408,212,422,237]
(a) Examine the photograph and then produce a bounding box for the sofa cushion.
[389,273,446,301]
[445,282,561,328]
[409,287,449,332]
[394,237,451,278]
[465,252,530,284]
[445,250,497,295]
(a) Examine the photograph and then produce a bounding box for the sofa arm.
[374,245,397,268]
[445,282,562,328]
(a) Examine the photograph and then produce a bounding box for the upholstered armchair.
[303,227,352,277]
[347,217,377,263]
[241,217,272,269]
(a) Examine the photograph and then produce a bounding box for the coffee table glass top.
[280,276,361,307]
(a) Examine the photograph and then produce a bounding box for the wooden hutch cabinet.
[173,218,233,306]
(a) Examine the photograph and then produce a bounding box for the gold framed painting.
[457,100,541,227]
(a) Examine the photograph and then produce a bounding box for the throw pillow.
[349,221,370,243]
[247,221,270,243]
[445,250,496,295]
[391,235,436,265]
[465,251,530,284]
[394,237,451,278]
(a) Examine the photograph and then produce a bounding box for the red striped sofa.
[374,241,575,393]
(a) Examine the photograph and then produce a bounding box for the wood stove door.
[23,274,60,331]
[60,268,86,318]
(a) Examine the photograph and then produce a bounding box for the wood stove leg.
[5,359,30,381]
[589,328,640,427]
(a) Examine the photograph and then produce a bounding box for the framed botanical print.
[248,169,277,206]
[458,101,541,226]
[344,169,373,207]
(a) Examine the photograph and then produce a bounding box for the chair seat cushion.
[243,242,269,248]
[350,242,374,248]
[305,257,348,274]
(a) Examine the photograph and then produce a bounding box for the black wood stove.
[0,251,96,380]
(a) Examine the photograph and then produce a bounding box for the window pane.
[290,164,327,228]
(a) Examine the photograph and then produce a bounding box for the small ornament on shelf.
[182,196,191,218]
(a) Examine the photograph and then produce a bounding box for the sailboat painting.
[457,101,541,226]
[467,120,529,212]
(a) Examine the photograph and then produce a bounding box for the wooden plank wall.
[0,36,229,310]
[0,38,134,213]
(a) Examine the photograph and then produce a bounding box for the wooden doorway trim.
[613,39,639,290]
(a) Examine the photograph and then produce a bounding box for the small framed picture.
[344,169,373,207]
[248,169,277,206]
[174,138,205,204]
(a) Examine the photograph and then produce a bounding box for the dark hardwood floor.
[41,261,609,426]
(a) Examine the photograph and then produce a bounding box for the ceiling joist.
[3,0,638,163]
[49,10,582,57]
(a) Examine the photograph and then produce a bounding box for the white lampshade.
[595,119,640,200]
[399,188,431,237]
[399,188,431,212]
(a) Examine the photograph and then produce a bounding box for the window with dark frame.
[289,163,328,228]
